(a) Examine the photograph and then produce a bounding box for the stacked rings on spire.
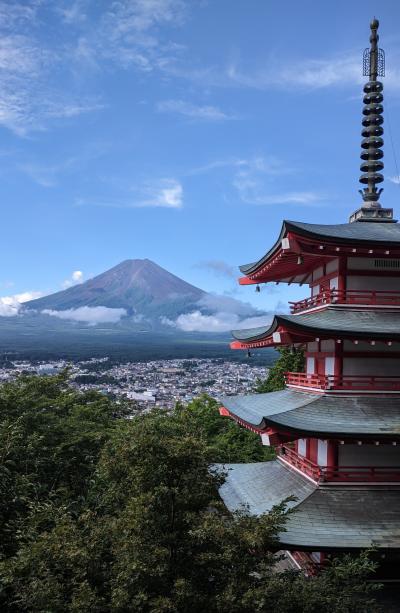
[360,80,384,187]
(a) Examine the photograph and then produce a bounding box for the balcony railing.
[289,289,400,313]
[285,372,400,392]
[278,445,321,480]
[278,446,400,483]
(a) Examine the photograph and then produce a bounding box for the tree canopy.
[255,347,305,393]
[0,374,381,612]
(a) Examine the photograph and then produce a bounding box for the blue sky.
[2,0,400,317]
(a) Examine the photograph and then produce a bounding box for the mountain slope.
[23,258,267,332]
[26,259,205,314]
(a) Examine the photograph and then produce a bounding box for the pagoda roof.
[220,389,400,439]
[240,219,400,276]
[232,307,400,345]
[218,461,400,550]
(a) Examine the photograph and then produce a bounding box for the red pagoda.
[218,19,400,576]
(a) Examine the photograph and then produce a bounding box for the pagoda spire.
[350,19,394,223]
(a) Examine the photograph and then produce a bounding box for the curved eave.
[239,219,400,281]
[218,461,400,551]
[231,309,400,347]
[239,222,287,276]
[220,391,400,439]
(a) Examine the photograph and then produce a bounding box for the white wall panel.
[306,357,315,374]
[317,440,328,466]
[298,439,307,457]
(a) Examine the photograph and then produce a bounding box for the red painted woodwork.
[239,230,400,285]
[290,551,320,576]
[326,441,338,468]
[308,438,319,463]
[279,445,321,480]
[285,372,400,392]
[278,446,400,483]
[315,358,325,376]
[290,289,400,313]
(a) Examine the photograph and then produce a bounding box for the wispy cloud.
[225,55,363,91]
[389,175,400,185]
[168,48,400,93]
[189,155,292,177]
[19,143,109,187]
[230,156,322,206]
[0,4,104,135]
[56,1,88,25]
[156,99,236,121]
[93,0,186,71]
[188,154,322,206]
[195,260,237,279]
[138,178,183,208]
[76,178,184,209]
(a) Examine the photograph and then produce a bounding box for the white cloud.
[62,270,84,289]
[95,0,186,71]
[389,175,400,185]
[0,290,43,316]
[160,315,176,327]
[138,178,183,208]
[225,56,362,91]
[42,306,127,324]
[175,310,273,333]
[156,99,235,121]
[0,1,41,30]
[198,293,258,317]
[164,291,273,332]
[224,156,323,206]
[0,8,104,136]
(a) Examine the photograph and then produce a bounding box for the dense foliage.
[0,374,380,612]
[255,347,305,393]
[177,395,275,462]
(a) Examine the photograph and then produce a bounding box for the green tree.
[255,347,305,393]
[176,395,274,462]
[0,372,125,558]
[0,375,382,612]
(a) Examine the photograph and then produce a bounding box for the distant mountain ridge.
[24,259,208,329]
[27,260,205,316]
[22,258,268,332]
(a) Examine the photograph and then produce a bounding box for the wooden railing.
[320,466,400,482]
[278,445,321,480]
[285,372,400,392]
[290,289,400,313]
[278,446,400,483]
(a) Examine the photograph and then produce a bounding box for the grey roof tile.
[218,461,400,550]
[232,307,400,342]
[220,389,400,437]
[240,220,400,275]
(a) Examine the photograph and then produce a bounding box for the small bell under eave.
[247,350,252,358]
[255,284,261,293]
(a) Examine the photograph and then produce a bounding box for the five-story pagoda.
[218,19,400,576]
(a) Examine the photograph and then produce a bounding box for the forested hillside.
[0,372,380,612]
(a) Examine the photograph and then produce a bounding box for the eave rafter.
[220,405,400,444]
[239,230,400,285]
[231,325,400,351]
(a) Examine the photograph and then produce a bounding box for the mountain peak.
[25,259,206,316]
